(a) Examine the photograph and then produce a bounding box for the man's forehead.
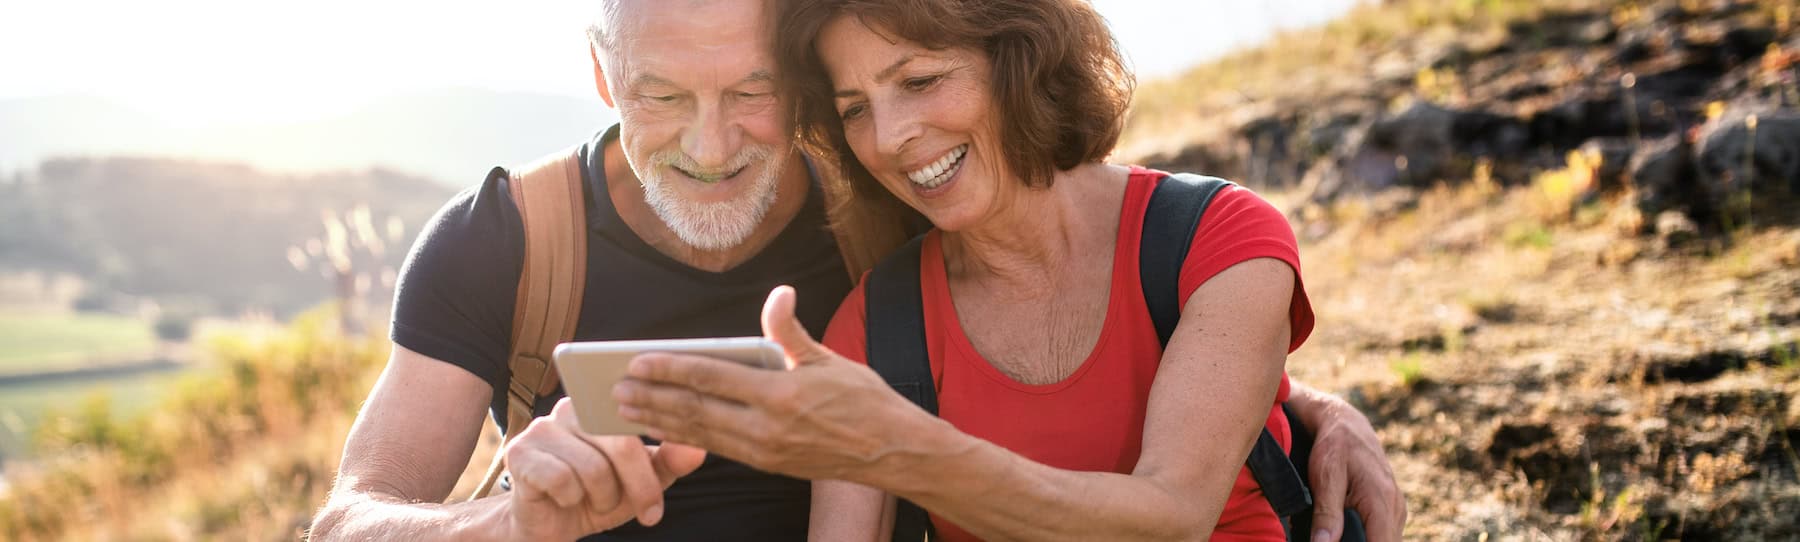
[610,0,775,86]
[615,0,771,45]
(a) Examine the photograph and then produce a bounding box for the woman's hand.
[612,286,936,484]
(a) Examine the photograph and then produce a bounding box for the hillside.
[1115,0,1799,539]
[0,88,617,185]
[0,157,452,315]
[0,0,1794,541]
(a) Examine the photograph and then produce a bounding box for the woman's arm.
[809,480,895,542]
[863,258,1293,540]
[617,257,1295,540]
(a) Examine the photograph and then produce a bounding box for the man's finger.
[590,436,669,526]
[760,285,831,366]
[507,446,587,509]
[1308,450,1348,542]
[527,421,624,513]
[1352,482,1405,542]
[627,352,774,403]
[650,442,709,485]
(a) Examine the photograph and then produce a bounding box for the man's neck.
[602,138,811,273]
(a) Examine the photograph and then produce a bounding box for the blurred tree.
[287,204,405,335]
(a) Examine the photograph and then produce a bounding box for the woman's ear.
[591,45,616,108]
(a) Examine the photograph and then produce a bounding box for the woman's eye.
[903,75,941,91]
[840,104,867,121]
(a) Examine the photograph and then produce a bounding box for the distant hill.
[0,157,453,315]
[0,88,618,185]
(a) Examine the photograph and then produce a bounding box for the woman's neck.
[941,163,1129,295]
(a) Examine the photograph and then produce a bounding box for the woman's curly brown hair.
[774,0,1135,203]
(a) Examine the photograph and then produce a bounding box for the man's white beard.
[637,145,785,251]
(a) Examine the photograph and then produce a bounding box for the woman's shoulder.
[1120,166,1288,234]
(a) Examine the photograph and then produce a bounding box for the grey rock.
[1695,109,1800,200]
[1580,138,1639,193]
[1629,134,1708,227]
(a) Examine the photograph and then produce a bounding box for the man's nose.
[682,102,739,170]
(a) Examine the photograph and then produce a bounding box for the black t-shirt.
[390,125,851,541]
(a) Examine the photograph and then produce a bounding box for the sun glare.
[3,1,1360,126]
[2,0,598,126]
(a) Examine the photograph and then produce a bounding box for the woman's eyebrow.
[834,54,919,99]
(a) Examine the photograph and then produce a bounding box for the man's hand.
[1288,383,1405,542]
[505,397,707,540]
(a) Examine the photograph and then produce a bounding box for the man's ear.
[591,45,616,108]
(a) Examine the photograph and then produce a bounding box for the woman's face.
[817,17,1010,232]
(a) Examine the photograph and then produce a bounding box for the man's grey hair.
[585,0,623,57]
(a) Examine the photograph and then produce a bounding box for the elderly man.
[307,0,1402,540]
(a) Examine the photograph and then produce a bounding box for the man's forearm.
[310,490,508,541]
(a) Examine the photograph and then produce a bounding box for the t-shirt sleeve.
[389,170,524,387]
[1175,186,1315,354]
[821,271,872,366]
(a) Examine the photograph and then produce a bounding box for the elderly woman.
[613,0,1396,540]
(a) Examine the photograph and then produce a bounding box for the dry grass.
[0,307,388,541]
[1283,176,1800,539]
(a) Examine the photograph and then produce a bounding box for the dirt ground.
[1272,181,1800,540]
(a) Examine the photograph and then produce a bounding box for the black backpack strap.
[864,233,936,542]
[1140,173,1232,345]
[1139,173,1314,520]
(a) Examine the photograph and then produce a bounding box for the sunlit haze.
[1,0,1361,126]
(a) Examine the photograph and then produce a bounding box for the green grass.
[1390,352,1430,388]
[0,369,197,460]
[0,312,156,370]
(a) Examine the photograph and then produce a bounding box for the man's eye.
[644,94,678,103]
[737,91,772,100]
[902,75,941,91]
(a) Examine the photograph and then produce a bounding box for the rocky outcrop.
[1140,0,1799,230]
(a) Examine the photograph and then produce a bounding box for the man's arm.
[1284,380,1406,542]
[309,345,708,541]
[309,344,510,540]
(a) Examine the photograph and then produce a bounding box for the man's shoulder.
[417,168,525,255]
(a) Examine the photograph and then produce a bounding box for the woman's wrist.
[862,411,1002,501]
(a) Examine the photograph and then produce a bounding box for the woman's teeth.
[905,145,968,188]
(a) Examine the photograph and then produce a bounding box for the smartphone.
[552,337,787,435]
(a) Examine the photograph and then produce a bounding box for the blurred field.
[0,312,155,370]
[0,370,193,461]
[0,308,390,540]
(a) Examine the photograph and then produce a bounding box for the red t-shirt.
[822,167,1315,541]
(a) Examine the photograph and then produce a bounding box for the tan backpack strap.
[468,146,589,500]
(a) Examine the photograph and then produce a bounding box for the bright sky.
[0,0,1360,125]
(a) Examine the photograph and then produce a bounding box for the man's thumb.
[651,443,708,487]
[761,285,828,365]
